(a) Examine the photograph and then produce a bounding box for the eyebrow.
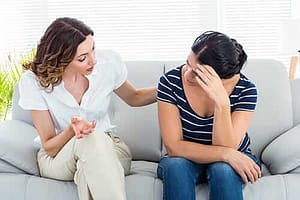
[77,43,95,58]
[77,53,88,58]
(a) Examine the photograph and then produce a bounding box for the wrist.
[67,124,75,137]
[221,147,234,163]
[214,99,230,112]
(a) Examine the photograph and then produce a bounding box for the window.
[0,0,218,61]
[220,0,292,67]
[0,0,295,67]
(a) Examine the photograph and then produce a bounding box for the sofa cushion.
[291,78,300,125]
[0,159,25,173]
[242,59,293,157]
[11,84,33,125]
[110,61,167,162]
[261,124,300,174]
[0,120,39,175]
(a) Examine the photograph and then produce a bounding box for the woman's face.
[184,51,200,85]
[66,34,96,75]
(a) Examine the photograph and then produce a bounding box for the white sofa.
[0,59,300,200]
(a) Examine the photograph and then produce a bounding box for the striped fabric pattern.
[157,65,257,153]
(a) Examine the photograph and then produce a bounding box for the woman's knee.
[75,132,115,158]
[159,156,192,169]
[107,132,132,175]
[207,162,242,184]
[157,157,194,178]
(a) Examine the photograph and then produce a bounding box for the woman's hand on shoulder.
[223,148,261,184]
[71,116,96,139]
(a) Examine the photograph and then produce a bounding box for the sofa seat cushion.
[261,124,300,174]
[243,173,300,200]
[0,173,78,200]
[0,159,25,174]
[130,160,158,176]
[0,120,39,175]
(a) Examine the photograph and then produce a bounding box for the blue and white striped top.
[157,65,257,153]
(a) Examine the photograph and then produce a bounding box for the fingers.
[71,117,97,139]
[194,64,220,87]
[198,64,219,77]
[246,169,255,184]
[71,116,82,123]
[91,120,97,128]
[229,151,262,184]
[195,68,209,86]
[195,75,208,87]
[236,165,260,184]
[255,163,262,178]
[237,169,249,184]
[246,162,262,184]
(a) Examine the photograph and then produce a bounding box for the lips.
[87,66,94,72]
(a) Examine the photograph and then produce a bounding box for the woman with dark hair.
[157,31,261,200]
[19,17,156,200]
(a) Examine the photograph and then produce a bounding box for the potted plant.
[0,49,35,120]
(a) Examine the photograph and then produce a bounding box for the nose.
[88,51,97,65]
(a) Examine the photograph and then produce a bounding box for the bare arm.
[158,100,230,163]
[158,100,261,183]
[213,105,254,148]
[31,110,75,157]
[114,80,157,107]
[195,64,253,149]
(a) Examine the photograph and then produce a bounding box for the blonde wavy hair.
[22,17,94,91]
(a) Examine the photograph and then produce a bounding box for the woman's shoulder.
[19,70,37,85]
[239,73,256,88]
[161,65,183,82]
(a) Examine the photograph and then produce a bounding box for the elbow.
[125,94,140,107]
[44,149,57,158]
[164,143,180,157]
[43,144,58,158]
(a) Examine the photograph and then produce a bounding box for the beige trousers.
[37,131,132,200]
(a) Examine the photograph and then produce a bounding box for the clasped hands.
[71,116,96,139]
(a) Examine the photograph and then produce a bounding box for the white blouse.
[18,50,128,145]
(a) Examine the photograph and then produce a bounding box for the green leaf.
[0,49,34,120]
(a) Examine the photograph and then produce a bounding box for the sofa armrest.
[290,166,300,173]
[0,120,40,175]
[261,123,300,174]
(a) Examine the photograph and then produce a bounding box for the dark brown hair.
[191,31,247,79]
[23,17,94,91]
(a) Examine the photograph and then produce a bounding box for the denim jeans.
[157,152,261,200]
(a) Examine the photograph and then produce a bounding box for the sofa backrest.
[291,78,300,125]
[11,61,182,162]
[11,59,294,161]
[12,84,33,125]
[242,59,293,157]
[110,61,182,162]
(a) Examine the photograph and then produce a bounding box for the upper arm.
[157,100,183,152]
[31,110,56,146]
[231,110,254,140]
[114,80,137,105]
[231,81,257,143]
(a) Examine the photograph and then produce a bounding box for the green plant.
[0,49,35,120]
